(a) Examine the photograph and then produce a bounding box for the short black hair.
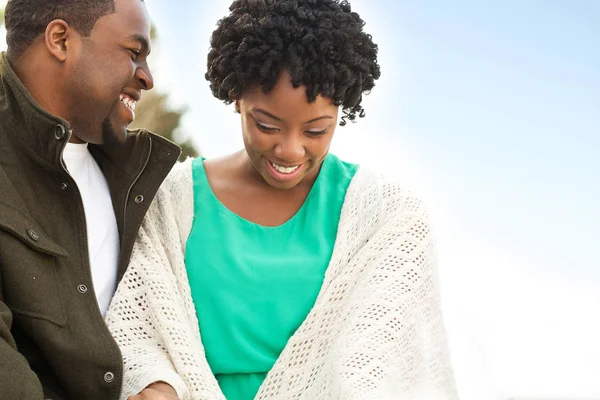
[206,0,381,125]
[4,0,120,58]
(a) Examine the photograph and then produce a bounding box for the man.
[0,0,181,398]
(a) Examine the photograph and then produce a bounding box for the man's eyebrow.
[253,108,334,124]
[128,34,151,54]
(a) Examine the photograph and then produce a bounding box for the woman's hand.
[127,382,179,400]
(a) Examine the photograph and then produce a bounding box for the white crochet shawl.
[105,159,458,400]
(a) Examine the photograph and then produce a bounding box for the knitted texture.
[105,159,458,400]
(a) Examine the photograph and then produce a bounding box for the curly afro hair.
[206,0,381,126]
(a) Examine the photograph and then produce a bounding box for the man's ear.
[44,19,72,62]
[234,100,241,114]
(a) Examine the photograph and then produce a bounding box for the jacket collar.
[0,52,71,169]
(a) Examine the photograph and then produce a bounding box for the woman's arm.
[105,163,193,399]
[106,159,222,400]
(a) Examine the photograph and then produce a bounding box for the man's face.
[66,0,153,145]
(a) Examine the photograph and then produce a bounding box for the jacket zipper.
[122,134,152,244]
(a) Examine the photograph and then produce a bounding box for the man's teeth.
[270,161,299,174]
[119,94,137,112]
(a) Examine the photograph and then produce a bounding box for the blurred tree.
[130,91,198,160]
[129,24,199,160]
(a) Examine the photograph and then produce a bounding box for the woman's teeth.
[119,94,137,112]
[271,161,299,174]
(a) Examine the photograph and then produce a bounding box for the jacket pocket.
[0,204,69,327]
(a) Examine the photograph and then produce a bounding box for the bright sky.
[2,1,599,399]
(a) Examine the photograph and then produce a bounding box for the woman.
[106,1,458,399]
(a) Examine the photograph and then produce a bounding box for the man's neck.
[9,49,70,122]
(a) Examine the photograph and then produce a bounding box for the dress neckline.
[194,154,332,229]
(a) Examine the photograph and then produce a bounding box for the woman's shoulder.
[149,157,195,220]
[325,153,359,179]
[346,164,430,221]
[162,157,195,192]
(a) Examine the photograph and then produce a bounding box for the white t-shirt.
[62,142,119,316]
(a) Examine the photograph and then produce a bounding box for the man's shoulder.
[127,128,181,160]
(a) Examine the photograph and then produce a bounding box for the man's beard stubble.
[101,118,127,146]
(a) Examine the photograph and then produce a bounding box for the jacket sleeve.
[0,275,45,399]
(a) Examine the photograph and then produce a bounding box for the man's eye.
[129,49,141,57]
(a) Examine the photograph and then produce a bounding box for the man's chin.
[101,119,129,145]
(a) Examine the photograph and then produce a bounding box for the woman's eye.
[306,129,327,137]
[255,121,279,132]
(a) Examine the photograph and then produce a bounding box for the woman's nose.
[274,133,306,162]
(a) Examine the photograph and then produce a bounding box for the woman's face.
[238,72,339,190]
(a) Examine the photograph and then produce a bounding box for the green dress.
[185,154,358,400]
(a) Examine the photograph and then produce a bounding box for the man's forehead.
[97,0,151,38]
[111,0,149,23]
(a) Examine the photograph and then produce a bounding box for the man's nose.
[136,65,154,90]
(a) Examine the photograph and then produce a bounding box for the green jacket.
[0,53,180,399]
